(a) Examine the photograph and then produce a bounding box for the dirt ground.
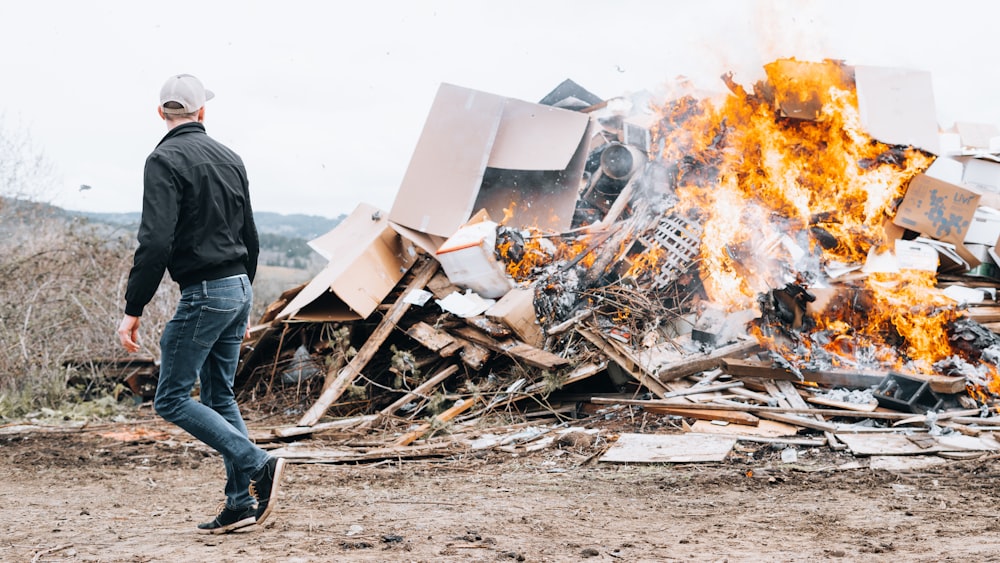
[5,411,1000,563]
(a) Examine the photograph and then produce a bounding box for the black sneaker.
[249,457,286,526]
[197,504,256,534]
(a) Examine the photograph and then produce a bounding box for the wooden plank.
[379,364,460,417]
[297,258,439,427]
[405,321,458,354]
[272,415,378,438]
[268,441,457,463]
[393,396,479,447]
[451,326,568,369]
[688,418,796,437]
[644,405,760,426]
[599,433,737,463]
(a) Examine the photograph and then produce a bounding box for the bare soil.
[5,413,1000,563]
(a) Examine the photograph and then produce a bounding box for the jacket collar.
[156,121,206,148]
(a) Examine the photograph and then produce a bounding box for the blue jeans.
[154,274,269,510]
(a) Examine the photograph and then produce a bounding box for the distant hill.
[0,198,344,272]
[77,210,344,240]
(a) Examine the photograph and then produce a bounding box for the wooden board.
[721,358,884,388]
[688,419,798,438]
[835,433,1000,456]
[599,433,736,463]
[406,321,459,354]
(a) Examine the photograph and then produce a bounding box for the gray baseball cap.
[159,74,215,114]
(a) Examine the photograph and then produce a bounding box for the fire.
[498,227,598,282]
[646,58,971,373]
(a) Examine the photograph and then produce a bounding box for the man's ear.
[157,106,166,120]
[197,106,206,123]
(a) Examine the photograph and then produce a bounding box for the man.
[117,73,285,534]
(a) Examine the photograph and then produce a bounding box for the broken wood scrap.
[268,441,460,464]
[297,257,439,427]
[393,396,480,447]
[405,321,462,357]
[450,325,568,370]
[272,414,379,439]
[378,364,460,418]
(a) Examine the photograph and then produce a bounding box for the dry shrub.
[0,201,177,418]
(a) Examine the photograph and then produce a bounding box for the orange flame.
[648,58,974,374]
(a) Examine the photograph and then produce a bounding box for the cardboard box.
[389,83,593,238]
[435,213,514,299]
[485,287,544,347]
[963,156,1000,191]
[955,121,1000,152]
[277,203,418,321]
[893,174,979,243]
[854,66,939,155]
[964,207,1000,245]
[893,174,981,268]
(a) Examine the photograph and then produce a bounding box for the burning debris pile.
[236,58,1000,462]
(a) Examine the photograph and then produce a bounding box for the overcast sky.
[2,0,999,219]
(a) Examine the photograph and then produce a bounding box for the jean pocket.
[193,305,241,347]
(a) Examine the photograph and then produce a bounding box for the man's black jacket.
[125,122,259,317]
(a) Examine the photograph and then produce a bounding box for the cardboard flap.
[308,202,386,261]
[278,204,417,321]
[388,82,591,238]
[389,83,505,236]
[854,66,939,155]
[487,98,590,170]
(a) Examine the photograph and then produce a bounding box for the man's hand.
[118,314,141,353]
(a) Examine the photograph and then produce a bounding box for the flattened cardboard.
[278,203,417,321]
[389,83,592,238]
[854,66,939,155]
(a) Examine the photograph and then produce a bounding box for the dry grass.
[0,198,317,420]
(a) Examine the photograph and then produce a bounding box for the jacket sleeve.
[124,154,180,316]
[242,180,260,284]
